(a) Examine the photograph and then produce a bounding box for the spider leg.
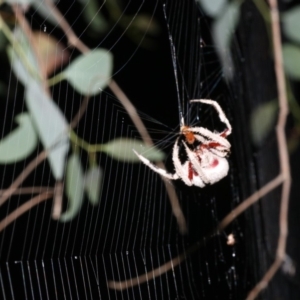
[190,99,232,136]
[172,138,193,186]
[191,128,231,149]
[181,141,210,185]
[192,133,230,158]
[133,149,179,180]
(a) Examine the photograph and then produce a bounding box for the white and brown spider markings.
[133,99,232,188]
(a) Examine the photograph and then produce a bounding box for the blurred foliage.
[0,0,164,222]
[197,0,300,150]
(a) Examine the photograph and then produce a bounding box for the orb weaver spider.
[133,99,232,188]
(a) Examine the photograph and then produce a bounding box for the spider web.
[0,0,255,299]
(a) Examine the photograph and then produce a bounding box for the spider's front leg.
[132,149,179,181]
[190,99,232,137]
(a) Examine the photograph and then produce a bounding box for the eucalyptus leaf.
[4,0,57,15]
[283,44,300,79]
[196,0,227,17]
[283,6,300,44]
[250,100,278,146]
[60,153,85,222]
[101,138,165,162]
[0,113,37,163]
[64,49,113,95]
[212,2,240,80]
[7,28,40,87]
[32,0,59,26]
[79,0,109,34]
[25,80,69,180]
[84,166,103,205]
[132,14,160,35]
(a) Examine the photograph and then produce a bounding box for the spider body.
[133,99,232,188]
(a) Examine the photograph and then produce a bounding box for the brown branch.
[246,0,291,299]
[217,175,283,232]
[107,174,284,290]
[108,252,186,290]
[52,181,63,220]
[0,186,53,195]
[109,80,187,234]
[13,5,48,93]
[107,243,199,290]
[0,150,48,207]
[0,191,53,233]
[42,0,187,234]
[44,0,89,53]
[70,95,91,129]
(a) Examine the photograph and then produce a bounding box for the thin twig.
[0,151,48,207]
[0,186,53,195]
[107,174,284,290]
[52,181,63,220]
[107,243,199,290]
[217,175,283,231]
[13,5,47,85]
[44,0,89,53]
[43,0,187,234]
[108,0,291,293]
[246,0,291,298]
[0,191,53,233]
[70,95,91,129]
[0,78,92,209]
[109,80,187,234]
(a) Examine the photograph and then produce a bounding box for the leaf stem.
[69,130,103,153]
[48,72,66,87]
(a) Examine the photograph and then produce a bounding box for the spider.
[133,99,232,188]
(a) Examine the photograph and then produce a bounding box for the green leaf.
[101,138,165,162]
[196,0,227,17]
[4,0,59,25]
[31,1,59,26]
[283,6,300,44]
[7,27,69,179]
[131,14,160,35]
[78,0,109,34]
[7,28,40,87]
[212,2,240,80]
[64,49,113,95]
[250,100,278,146]
[283,44,300,79]
[0,113,37,163]
[60,153,85,222]
[26,81,69,180]
[84,166,103,205]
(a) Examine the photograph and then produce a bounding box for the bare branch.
[0,186,53,195]
[246,0,291,298]
[0,150,48,207]
[0,191,53,233]
[217,175,283,231]
[42,0,187,234]
[70,95,91,129]
[44,0,89,53]
[109,80,187,234]
[107,243,199,290]
[107,175,284,290]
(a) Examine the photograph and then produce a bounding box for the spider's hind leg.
[133,149,179,181]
